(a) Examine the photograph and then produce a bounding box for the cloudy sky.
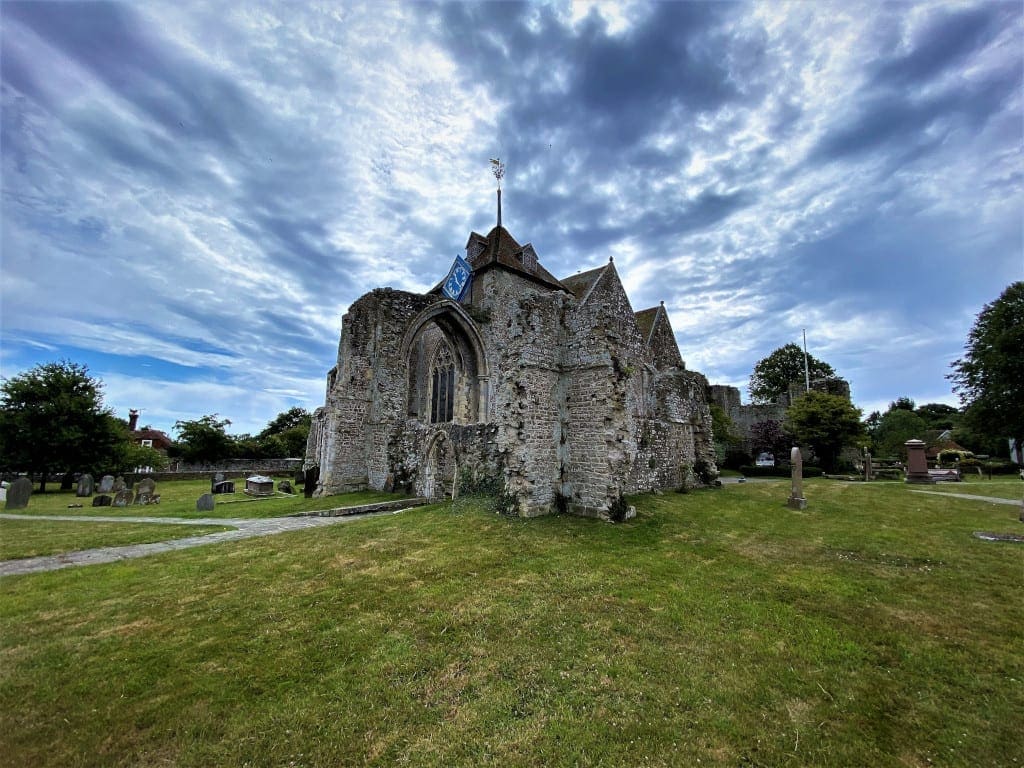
[2,1,1021,437]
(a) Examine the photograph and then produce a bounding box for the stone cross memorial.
[4,477,33,510]
[787,447,807,510]
[76,473,94,497]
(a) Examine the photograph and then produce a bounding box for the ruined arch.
[420,430,457,499]
[401,300,490,424]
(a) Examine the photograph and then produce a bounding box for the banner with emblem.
[442,254,472,302]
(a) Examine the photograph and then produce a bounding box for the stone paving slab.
[0,501,423,577]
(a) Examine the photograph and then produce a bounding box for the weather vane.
[490,157,505,189]
[490,158,505,227]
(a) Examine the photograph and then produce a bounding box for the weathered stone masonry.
[307,219,718,518]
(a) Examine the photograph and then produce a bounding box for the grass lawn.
[9,481,402,519]
[1,480,1021,767]
[0,519,235,560]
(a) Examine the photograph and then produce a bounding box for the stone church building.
[306,210,717,518]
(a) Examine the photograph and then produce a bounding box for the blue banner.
[442,255,472,302]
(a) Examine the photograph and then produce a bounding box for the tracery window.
[430,344,456,423]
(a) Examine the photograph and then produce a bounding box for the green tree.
[174,414,235,465]
[948,282,1024,458]
[258,407,311,458]
[873,408,928,460]
[915,403,960,431]
[0,361,124,492]
[749,343,835,404]
[888,396,916,412]
[709,404,742,466]
[784,391,864,472]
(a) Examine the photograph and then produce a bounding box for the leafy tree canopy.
[873,409,928,459]
[749,419,790,459]
[914,403,960,431]
[784,391,864,472]
[174,414,234,465]
[0,361,125,491]
[888,397,916,412]
[258,407,311,439]
[749,343,835,404]
[949,282,1024,452]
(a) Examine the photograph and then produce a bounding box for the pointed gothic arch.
[401,300,490,424]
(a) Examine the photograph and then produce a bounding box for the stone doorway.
[421,433,457,500]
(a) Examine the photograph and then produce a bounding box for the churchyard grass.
[1,480,1021,767]
[11,480,401,519]
[0,519,234,560]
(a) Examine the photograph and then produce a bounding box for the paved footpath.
[0,506,411,577]
[908,489,1023,506]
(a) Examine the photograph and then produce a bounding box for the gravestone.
[112,489,135,507]
[304,467,318,498]
[904,439,933,484]
[137,477,157,498]
[210,472,225,493]
[4,477,33,510]
[112,476,127,493]
[92,494,112,507]
[0,482,6,503]
[98,475,115,493]
[279,480,294,494]
[76,473,95,497]
[787,447,807,510]
[212,480,234,494]
[864,452,872,482]
[196,493,215,512]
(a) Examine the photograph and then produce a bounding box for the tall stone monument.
[787,447,807,510]
[904,438,933,484]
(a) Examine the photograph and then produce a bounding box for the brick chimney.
[128,409,140,431]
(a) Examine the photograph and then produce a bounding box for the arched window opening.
[430,344,456,423]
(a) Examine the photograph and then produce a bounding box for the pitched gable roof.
[634,306,660,344]
[466,226,567,291]
[560,264,608,303]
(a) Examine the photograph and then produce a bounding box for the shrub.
[608,493,630,523]
[693,458,717,486]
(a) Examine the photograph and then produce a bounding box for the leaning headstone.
[92,494,112,507]
[787,447,807,510]
[112,489,135,507]
[279,480,293,494]
[904,439,933,484]
[4,477,33,510]
[137,477,156,498]
[112,476,127,493]
[76,473,95,497]
[98,475,115,493]
[195,493,215,512]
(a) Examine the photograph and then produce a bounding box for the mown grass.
[0,519,234,560]
[10,481,401,519]
[1,480,1021,767]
